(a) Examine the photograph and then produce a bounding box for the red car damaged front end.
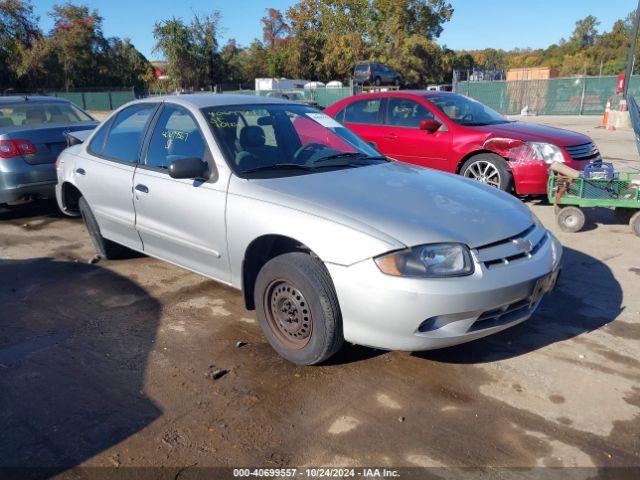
[482,136,600,195]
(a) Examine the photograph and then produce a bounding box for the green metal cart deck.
[547,171,640,236]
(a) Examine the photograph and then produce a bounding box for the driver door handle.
[135,184,149,194]
[383,133,397,140]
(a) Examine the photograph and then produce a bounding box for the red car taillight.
[0,139,37,158]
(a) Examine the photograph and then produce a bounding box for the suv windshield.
[426,94,510,126]
[203,104,386,176]
[0,102,93,127]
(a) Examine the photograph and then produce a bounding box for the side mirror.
[419,119,441,134]
[169,157,208,180]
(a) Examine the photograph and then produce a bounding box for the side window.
[386,98,434,128]
[146,104,207,170]
[87,117,113,155]
[343,99,382,125]
[101,104,156,163]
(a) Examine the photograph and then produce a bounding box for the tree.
[570,15,600,50]
[153,17,196,89]
[192,11,222,89]
[261,8,289,51]
[48,3,105,89]
[0,0,40,89]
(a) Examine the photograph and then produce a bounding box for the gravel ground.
[0,115,638,478]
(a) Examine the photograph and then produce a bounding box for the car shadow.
[0,258,161,477]
[0,199,64,222]
[413,246,622,364]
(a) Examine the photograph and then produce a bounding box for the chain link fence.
[454,75,640,115]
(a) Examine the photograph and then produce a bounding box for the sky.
[32,0,634,60]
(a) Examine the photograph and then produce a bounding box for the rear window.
[342,98,383,125]
[0,102,93,127]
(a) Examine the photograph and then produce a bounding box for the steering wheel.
[293,142,328,162]
[461,113,474,122]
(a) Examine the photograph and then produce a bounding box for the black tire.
[78,196,127,259]
[614,207,636,225]
[374,76,382,86]
[630,210,640,237]
[556,206,585,233]
[460,153,513,192]
[254,252,343,365]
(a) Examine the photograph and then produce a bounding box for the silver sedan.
[56,94,562,365]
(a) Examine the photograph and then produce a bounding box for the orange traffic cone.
[602,99,611,127]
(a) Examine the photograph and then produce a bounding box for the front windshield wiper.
[242,163,314,174]
[311,152,389,164]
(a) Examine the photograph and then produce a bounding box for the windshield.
[203,104,386,176]
[426,94,509,126]
[0,101,93,127]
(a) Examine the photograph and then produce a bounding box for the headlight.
[375,243,474,278]
[527,142,565,164]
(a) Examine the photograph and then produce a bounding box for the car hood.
[470,121,591,147]
[245,162,533,249]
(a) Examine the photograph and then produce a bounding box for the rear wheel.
[78,196,127,259]
[614,207,636,225]
[461,153,513,192]
[254,252,343,365]
[630,210,640,237]
[556,206,585,233]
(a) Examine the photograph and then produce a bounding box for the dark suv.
[353,62,401,87]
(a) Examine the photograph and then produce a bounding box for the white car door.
[75,103,158,250]
[132,103,230,282]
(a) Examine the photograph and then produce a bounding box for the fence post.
[81,92,86,110]
[579,77,587,115]
[108,92,113,110]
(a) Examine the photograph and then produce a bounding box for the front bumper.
[326,232,562,351]
[511,156,588,195]
[0,157,57,204]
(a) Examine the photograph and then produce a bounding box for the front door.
[376,97,452,172]
[132,103,229,282]
[76,103,157,250]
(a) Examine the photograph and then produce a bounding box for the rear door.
[132,103,229,282]
[337,97,386,149]
[75,103,158,250]
[376,97,452,171]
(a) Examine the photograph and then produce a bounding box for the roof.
[133,93,294,109]
[0,95,71,104]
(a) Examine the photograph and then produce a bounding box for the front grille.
[564,142,601,162]
[468,298,534,332]
[474,223,548,269]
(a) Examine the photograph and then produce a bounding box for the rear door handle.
[135,184,149,194]
[383,134,397,140]
[75,168,86,175]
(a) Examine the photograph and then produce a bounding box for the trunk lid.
[1,122,98,165]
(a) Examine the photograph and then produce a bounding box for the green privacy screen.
[49,90,136,111]
[455,75,640,115]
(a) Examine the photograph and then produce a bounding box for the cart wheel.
[557,206,585,233]
[614,207,635,225]
[630,210,640,237]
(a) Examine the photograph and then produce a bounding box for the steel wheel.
[463,160,502,188]
[264,279,312,349]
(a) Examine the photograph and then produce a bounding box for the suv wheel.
[461,153,513,192]
[254,252,344,365]
[78,197,127,259]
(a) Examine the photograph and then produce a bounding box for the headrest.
[239,126,265,149]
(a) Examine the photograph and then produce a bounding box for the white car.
[56,94,562,365]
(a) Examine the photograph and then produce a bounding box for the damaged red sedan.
[324,91,600,194]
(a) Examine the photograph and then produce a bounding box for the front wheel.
[254,252,343,365]
[556,206,585,233]
[460,153,513,192]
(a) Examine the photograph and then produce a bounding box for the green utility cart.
[548,171,640,237]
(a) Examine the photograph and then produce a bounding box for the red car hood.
[470,121,591,147]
